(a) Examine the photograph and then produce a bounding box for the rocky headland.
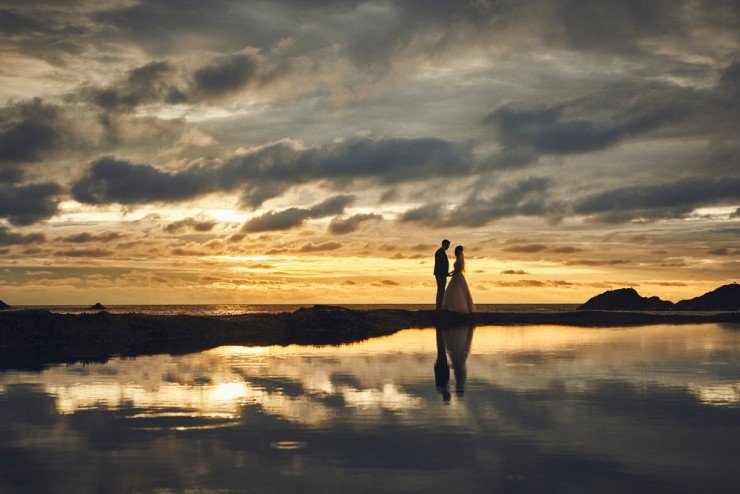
[578,283,739,311]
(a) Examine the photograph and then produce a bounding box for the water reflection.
[0,324,738,493]
[435,324,475,401]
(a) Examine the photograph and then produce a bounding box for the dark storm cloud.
[89,0,494,64]
[92,0,287,56]
[164,217,218,234]
[707,247,732,256]
[81,61,185,111]
[0,98,63,180]
[79,54,261,112]
[241,195,354,233]
[549,0,676,54]
[223,136,473,207]
[71,156,217,205]
[0,182,62,225]
[54,247,114,258]
[298,241,343,252]
[399,203,445,225]
[72,137,473,207]
[574,177,740,223]
[0,6,90,63]
[3,0,737,73]
[193,54,258,97]
[400,176,558,228]
[484,89,689,156]
[58,231,125,243]
[0,226,45,246]
[328,213,382,235]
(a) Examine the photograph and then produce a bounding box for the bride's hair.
[454,245,465,271]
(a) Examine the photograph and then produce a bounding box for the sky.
[0,0,738,305]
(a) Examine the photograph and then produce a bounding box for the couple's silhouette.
[434,324,474,401]
[434,239,475,313]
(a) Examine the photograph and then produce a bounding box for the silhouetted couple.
[434,239,475,313]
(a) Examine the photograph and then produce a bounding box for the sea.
[11,303,578,315]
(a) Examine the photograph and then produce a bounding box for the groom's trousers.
[435,275,447,309]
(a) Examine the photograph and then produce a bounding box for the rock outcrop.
[675,283,739,311]
[578,288,673,311]
[579,283,739,311]
[88,302,107,310]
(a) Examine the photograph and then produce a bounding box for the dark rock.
[88,302,107,310]
[675,283,739,311]
[578,288,674,311]
[0,300,10,310]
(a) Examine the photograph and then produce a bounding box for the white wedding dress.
[442,256,475,313]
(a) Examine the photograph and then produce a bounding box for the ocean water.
[0,323,738,493]
[12,303,578,315]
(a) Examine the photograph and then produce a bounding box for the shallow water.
[1,324,738,493]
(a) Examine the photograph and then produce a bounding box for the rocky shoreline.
[1,305,738,371]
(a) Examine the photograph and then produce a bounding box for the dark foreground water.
[1,324,738,493]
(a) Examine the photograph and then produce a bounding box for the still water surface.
[1,324,738,493]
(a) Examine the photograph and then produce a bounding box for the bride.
[442,245,475,313]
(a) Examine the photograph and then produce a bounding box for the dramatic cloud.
[71,156,214,205]
[0,182,62,225]
[574,177,740,223]
[241,195,354,233]
[0,99,65,181]
[0,226,44,246]
[401,177,558,227]
[82,61,185,111]
[328,213,382,235]
[72,137,473,208]
[80,54,262,113]
[59,232,125,243]
[54,248,114,258]
[193,54,258,97]
[164,217,218,234]
[484,92,688,156]
[298,241,343,253]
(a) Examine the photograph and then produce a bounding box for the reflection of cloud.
[340,383,422,411]
[688,383,739,407]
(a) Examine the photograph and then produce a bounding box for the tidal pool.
[1,324,738,493]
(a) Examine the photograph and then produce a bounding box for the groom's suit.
[434,247,449,309]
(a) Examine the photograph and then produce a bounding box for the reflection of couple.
[434,239,475,313]
[434,324,475,401]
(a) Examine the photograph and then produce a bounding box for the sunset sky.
[0,0,738,305]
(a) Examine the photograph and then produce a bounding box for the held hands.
[448,271,454,277]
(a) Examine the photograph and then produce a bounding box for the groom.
[434,239,451,309]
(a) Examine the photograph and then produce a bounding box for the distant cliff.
[579,283,739,311]
[0,300,10,310]
[674,283,740,311]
